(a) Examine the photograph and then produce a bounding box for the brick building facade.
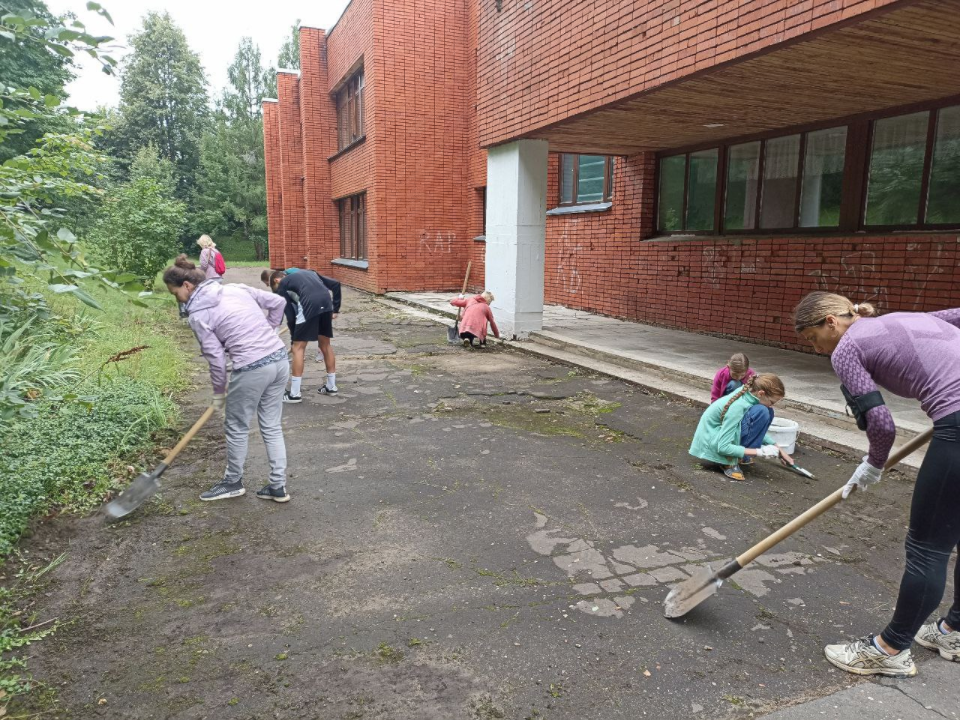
[264,0,960,349]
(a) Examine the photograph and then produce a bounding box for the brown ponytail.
[162,254,205,287]
[794,291,876,333]
[717,372,785,423]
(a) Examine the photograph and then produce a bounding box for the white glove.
[458,293,465,299]
[842,456,882,499]
[212,393,226,413]
[756,445,780,459]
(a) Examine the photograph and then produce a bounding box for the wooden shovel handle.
[456,261,473,322]
[162,407,215,466]
[736,426,934,567]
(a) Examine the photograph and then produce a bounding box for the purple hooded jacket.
[185,280,287,394]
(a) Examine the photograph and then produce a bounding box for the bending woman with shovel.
[164,256,292,503]
[794,291,960,677]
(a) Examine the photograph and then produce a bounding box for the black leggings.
[881,411,960,651]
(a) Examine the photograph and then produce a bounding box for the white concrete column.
[484,139,548,339]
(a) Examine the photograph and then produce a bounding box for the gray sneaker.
[915,620,960,661]
[824,636,917,678]
[200,480,245,502]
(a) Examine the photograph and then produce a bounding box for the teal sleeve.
[762,433,774,446]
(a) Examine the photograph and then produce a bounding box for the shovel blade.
[447,323,460,344]
[663,564,722,618]
[104,470,161,519]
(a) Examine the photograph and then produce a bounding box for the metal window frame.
[558,154,616,206]
[655,95,960,237]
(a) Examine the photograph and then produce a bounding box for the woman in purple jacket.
[163,256,292,503]
[794,291,960,678]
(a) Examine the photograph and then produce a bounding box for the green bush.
[0,380,174,556]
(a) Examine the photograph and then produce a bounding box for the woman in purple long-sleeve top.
[794,291,960,678]
[163,255,291,504]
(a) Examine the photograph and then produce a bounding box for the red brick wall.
[465,0,486,292]
[277,72,307,268]
[370,0,472,293]
[263,100,284,269]
[327,0,379,292]
[477,0,903,148]
[298,28,344,284]
[544,153,960,351]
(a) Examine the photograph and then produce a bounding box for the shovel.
[663,426,933,619]
[104,406,216,519]
[447,260,473,344]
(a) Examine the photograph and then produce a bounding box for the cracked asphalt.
[12,268,959,720]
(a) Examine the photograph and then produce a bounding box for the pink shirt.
[450,295,500,341]
[710,366,755,402]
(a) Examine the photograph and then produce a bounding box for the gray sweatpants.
[223,359,290,488]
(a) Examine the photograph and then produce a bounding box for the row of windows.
[658,103,960,234]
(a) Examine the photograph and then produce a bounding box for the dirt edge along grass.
[0,278,193,711]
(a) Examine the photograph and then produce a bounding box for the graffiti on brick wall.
[808,250,888,309]
[556,231,582,296]
[903,242,947,311]
[419,231,454,254]
[702,246,726,289]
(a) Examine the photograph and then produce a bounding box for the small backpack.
[214,250,226,275]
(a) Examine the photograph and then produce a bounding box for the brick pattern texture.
[477,0,902,147]
[263,100,284,270]
[544,152,960,352]
[277,72,306,269]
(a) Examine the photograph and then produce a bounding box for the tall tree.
[0,0,74,162]
[223,37,268,122]
[276,19,300,70]
[112,12,208,199]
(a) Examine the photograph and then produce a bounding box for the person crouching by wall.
[163,255,291,503]
[450,291,500,347]
[689,373,794,481]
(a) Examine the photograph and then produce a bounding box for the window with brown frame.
[339,193,366,260]
[336,69,364,152]
[656,100,960,234]
[559,154,615,205]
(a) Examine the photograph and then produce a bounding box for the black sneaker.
[256,485,290,503]
[318,385,338,395]
[283,390,302,404]
[200,480,245,501]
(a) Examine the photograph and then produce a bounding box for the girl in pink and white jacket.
[163,255,291,503]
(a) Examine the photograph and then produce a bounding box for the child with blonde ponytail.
[689,373,793,480]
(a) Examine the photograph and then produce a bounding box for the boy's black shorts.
[292,312,334,342]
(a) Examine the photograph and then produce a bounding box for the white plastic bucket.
[767,417,800,455]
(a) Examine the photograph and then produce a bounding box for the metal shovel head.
[104,468,162,520]
[447,323,460,344]
[663,564,723,619]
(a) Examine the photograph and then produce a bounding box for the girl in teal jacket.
[689,373,793,480]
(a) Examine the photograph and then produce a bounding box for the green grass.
[0,268,193,711]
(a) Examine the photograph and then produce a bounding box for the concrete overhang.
[520,0,960,155]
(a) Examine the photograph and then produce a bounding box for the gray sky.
[45,0,352,111]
